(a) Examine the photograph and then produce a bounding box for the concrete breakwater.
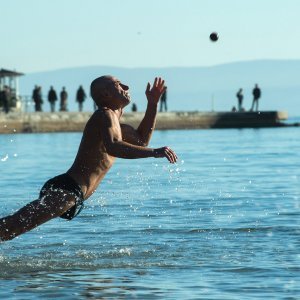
[0,111,296,134]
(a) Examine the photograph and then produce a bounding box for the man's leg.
[4,102,9,114]
[0,191,76,241]
[250,99,254,111]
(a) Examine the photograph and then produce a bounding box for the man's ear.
[102,88,112,98]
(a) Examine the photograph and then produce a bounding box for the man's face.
[107,77,131,108]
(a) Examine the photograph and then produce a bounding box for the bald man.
[0,76,177,241]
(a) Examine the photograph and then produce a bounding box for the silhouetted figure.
[236,88,243,111]
[60,87,68,111]
[231,106,237,112]
[251,84,261,111]
[76,85,86,112]
[131,103,137,112]
[48,86,58,112]
[0,89,3,110]
[1,86,10,114]
[32,86,43,112]
[160,87,167,112]
[32,85,38,110]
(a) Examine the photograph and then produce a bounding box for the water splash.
[1,154,8,162]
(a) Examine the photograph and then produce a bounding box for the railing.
[19,95,34,112]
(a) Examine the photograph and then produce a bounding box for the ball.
[210,32,219,42]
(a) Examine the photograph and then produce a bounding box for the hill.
[19,60,300,116]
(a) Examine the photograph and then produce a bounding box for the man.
[0,76,177,241]
[251,84,261,112]
[131,102,137,112]
[236,88,243,111]
[160,86,167,112]
[48,86,58,112]
[60,87,68,111]
[1,85,10,114]
[76,85,87,112]
[32,85,43,112]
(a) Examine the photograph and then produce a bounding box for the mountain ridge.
[19,60,300,116]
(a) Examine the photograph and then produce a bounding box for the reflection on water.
[0,128,300,299]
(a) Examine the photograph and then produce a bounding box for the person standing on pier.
[160,86,167,112]
[76,85,87,112]
[0,85,10,114]
[236,88,243,111]
[60,87,68,111]
[131,103,138,112]
[251,84,261,112]
[48,86,58,112]
[32,86,43,112]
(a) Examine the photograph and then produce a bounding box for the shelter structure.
[0,68,24,111]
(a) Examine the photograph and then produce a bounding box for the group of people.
[234,84,261,112]
[32,85,87,112]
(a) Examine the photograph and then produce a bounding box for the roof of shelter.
[0,68,24,78]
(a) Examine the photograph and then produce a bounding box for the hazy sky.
[1,0,300,73]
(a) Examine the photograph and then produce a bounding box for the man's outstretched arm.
[101,108,177,163]
[125,77,165,146]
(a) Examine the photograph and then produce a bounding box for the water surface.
[0,128,299,299]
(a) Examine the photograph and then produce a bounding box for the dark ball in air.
[210,32,219,42]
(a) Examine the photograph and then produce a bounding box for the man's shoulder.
[89,108,113,122]
[87,108,119,131]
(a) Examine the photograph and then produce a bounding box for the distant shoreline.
[0,111,298,134]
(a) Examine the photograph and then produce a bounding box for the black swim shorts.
[39,173,84,220]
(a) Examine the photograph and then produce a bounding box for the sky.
[1,0,300,73]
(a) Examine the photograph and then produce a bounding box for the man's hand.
[154,146,178,164]
[145,77,166,106]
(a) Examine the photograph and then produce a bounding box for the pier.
[0,110,298,134]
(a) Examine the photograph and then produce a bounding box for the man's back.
[161,90,167,102]
[48,90,57,102]
[77,88,86,102]
[253,86,261,99]
[61,90,67,100]
[237,90,243,100]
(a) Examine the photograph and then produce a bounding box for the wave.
[188,226,300,234]
[0,254,178,279]
[100,225,300,235]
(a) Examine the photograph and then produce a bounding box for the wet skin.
[0,76,177,241]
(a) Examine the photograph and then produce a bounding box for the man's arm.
[122,77,165,146]
[101,108,177,163]
[121,123,145,146]
[135,101,158,146]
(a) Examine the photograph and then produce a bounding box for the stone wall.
[0,111,290,134]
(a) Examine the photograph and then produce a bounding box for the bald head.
[90,75,114,106]
[90,75,131,110]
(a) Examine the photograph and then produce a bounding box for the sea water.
[0,127,299,299]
